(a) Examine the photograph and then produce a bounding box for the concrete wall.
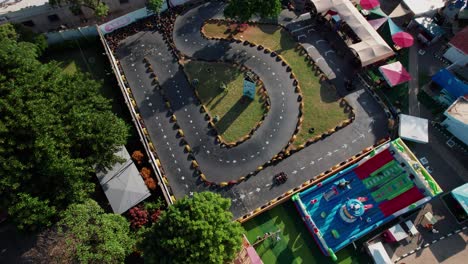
[45,25,98,44]
[0,0,147,32]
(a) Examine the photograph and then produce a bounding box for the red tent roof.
[449,26,468,55]
[378,61,412,87]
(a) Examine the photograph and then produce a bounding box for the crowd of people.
[105,5,184,54]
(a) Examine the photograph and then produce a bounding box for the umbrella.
[392,32,414,48]
[388,18,403,35]
[360,0,380,10]
[378,61,412,87]
[368,17,388,30]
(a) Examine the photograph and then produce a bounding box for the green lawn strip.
[243,201,364,264]
[183,60,266,143]
[203,23,348,147]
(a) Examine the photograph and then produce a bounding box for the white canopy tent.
[399,114,429,144]
[310,0,394,66]
[366,242,393,264]
[96,147,151,214]
[402,0,446,17]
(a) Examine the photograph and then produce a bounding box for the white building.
[442,96,468,146]
[0,0,146,32]
[443,26,468,66]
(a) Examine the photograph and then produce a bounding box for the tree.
[8,193,56,231]
[225,0,282,21]
[0,24,129,230]
[0,23,47,54]
[49,0,110,18]
[147,0,164,14]
[142,192,244,264]
[57,199,135,263]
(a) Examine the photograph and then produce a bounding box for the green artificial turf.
[203,23,348,147]
[183,60,266,143]
[243,201,367,264]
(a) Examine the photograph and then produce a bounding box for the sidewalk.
[395,228,468,264]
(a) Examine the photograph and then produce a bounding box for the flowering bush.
[151,209,162,223]
[131,150,145,165]
[144,178,157,190]
[128,206,149,229]
[140,167,151,179]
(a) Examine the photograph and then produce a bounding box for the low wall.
[45,26,98,44]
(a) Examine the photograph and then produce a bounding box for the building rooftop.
[293,138,441,260]
[0,0,48,16]
[309,0,394,67]
[402,0,446,16]
[446,96,468,125]
[449,26,468,55]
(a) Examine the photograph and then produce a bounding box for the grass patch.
[243,201,367,264]
[183,60,266,143]
[203,23,348,147]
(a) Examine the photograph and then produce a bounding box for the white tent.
[310,0,394,66]
[402,0,446,16]
[399,114,429,144]
[367,242,393,264]
[96,147,151,214]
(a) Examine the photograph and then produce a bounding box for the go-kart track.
[111,2,389,219]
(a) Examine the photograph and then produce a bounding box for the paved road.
[395,229,468,264]
[115,2,389,218]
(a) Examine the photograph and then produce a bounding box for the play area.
[103,0,390,219]
[243,201,367,264]
[293,138,442,260]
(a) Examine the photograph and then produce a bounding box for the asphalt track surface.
[116,2,389,218]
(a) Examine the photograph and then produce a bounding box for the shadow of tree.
[320,80,341,103]
[215,97,252,134]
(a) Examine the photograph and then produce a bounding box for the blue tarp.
[452,183,468,215]
[432,68,468,99]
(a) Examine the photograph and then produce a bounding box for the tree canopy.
[142,192,244,264]
[49,0,110,18]
[225,0,282,21]
[57,199,135,263]
[0,24,129,230]
[147,0,164,14]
